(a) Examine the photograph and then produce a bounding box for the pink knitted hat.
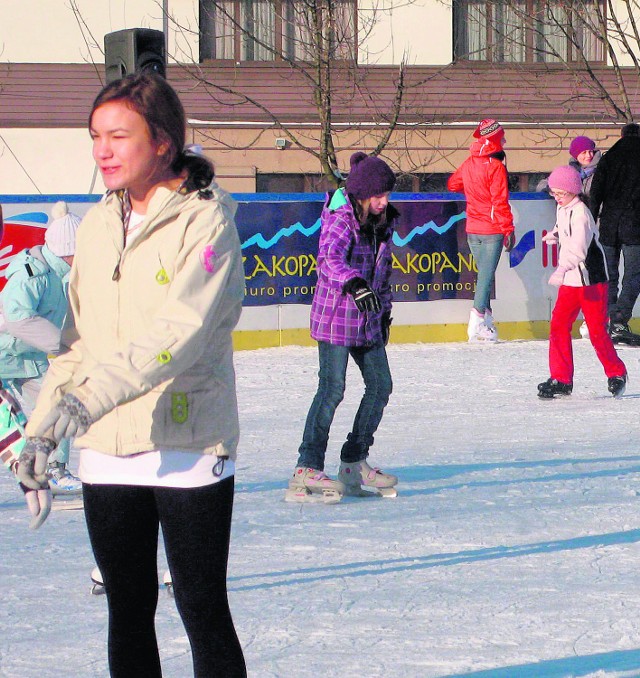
[548,166,582,195]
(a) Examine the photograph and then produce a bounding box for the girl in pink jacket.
[538,165,627,399]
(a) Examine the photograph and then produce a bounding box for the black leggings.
[83,477,246,678]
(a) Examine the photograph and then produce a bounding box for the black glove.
[382,311,392,346]
[503,231,516,252]
[343,277,381,313]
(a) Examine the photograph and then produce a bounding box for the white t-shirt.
[77,210,235,488]
[78,448,235,488]
[126,210,145,244]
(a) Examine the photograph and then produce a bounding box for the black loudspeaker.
[104,28,166,84]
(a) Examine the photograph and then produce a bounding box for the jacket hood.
[470,137,505,158]
[100,180,238,235]
[325,187,397,237]
[569,150,601,176]
[4,245,49,279]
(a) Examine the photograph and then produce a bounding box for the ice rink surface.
[3,339,640,677]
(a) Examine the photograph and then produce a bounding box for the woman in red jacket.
[447,119,515,342]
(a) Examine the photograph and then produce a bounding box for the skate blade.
[284,487,342,504]
[343,485,398,499]
[468,335,498,344]
[378,486,398,498]
[163,570,174,597]
[50,486,83,497]
[51,497,84,511]
[90,566,105,595]
[91,583,105,595]
[90,576,174,596]
[613,336,640,346]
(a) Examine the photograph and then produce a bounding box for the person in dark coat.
[590,123,640,345]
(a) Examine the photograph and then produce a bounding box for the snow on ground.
[3,339,640,677]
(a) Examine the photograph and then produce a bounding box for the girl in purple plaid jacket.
[286,152,401,503]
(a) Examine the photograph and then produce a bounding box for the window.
[453,0,605,63]
[199,1,357,62]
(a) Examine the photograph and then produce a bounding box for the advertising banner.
[237,197,473,306]
[0,195,555,317]
[0,196,476,304]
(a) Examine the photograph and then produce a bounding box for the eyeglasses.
[550,189,570,198]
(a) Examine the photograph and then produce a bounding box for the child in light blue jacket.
[0,201,81,492]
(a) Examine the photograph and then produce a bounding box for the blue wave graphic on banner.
[509,230,535,267]
[241,210,469,251]
[5,212,48,225]
[241,218,321,250]
[392,212,466,247]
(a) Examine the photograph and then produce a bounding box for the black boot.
[609,322,640,346]
[538,378,573,399]
[607,374,627,398]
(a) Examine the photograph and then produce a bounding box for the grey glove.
[16,437,56,529]
[35,393,93,443]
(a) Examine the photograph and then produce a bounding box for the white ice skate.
[163,569,174,597]
[484,309,498,339]
[90,567,174,596]
[338,460,398,498]
[48,462,83,496]
[90,566,105,595]
[285,467,346,504]
[468,309,497,343]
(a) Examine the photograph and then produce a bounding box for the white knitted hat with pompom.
[45,201,81,257]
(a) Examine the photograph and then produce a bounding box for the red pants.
[549,282,626,383]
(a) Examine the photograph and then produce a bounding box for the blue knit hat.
[345,152,396,200]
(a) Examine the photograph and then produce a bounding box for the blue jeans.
[297,341,393,471]
[602,243,640,324]
[467,233,504,314]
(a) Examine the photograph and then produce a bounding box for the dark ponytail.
[173,151,215,193]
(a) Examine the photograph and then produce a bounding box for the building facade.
[1,0,639,195]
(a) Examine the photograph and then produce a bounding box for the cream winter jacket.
[25,182,245,459]
[548,197,609,288]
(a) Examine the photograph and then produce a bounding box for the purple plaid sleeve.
[310,198,394,346]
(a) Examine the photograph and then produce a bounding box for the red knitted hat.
[473,118,504,140]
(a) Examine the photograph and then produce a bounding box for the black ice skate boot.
[537,378,573,399]
[607,374,627,398]
[609,322,640,346]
